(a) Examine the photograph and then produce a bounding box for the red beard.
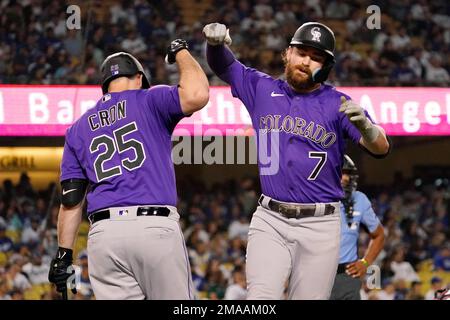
[285,63,316,91]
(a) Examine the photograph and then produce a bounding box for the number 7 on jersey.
[308,151,327,180]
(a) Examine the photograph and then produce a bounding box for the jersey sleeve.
[143,85,186,132]
[359,192,381,233]
[226,60,272,115]
[60,127,87,182]
[339,93,376,145]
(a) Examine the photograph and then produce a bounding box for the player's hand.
[339,96,381,143]
[165,39,189,65]
[345,260,367,278]
[202,23,232,46]
[339,96,372,131]
[48,247,77,295]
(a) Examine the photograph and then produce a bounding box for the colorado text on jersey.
[259,114,337,148]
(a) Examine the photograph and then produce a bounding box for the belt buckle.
[279,204,298,219]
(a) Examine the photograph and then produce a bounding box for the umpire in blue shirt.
[330,155,385,300]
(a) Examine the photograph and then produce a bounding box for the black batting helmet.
[100,52,150,94]
[290,22,336,83]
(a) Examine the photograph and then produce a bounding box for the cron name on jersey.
[88,100,127,131]
[259,114,337,148]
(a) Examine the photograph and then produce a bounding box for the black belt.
[337,262,357,274]
[88,206,171,224]
[259,195,336,219]
[337,263,348,274]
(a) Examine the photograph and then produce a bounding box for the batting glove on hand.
[339,96,379,142]
[202,23,232,46]
[165,39,189,64]
[48,247,77,294]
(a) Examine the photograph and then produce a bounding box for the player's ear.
[287,46,295,59]
[137,73,143,88]
[282,47,291,66]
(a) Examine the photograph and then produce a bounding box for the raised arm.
[165,39,209,115]
[203,23,237,82]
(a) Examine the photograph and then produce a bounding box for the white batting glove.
[339,96,380,142]
[202,23,232,46]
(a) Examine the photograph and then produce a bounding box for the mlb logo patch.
[102,94,111,102]
[119,209,128,216]
[111,64,119,75]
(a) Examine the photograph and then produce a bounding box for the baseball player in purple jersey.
[48,40,209,299]
[203,22,391,299]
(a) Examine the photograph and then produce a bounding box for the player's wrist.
[206,38,221,46]
[360,258,369,267]
[166,39,189,64]
[173,48,189,61]
[55,247,73,262]
[359,121,380,143]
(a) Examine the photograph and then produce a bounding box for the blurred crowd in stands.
[0,0,449,87]
[0,172,449,300]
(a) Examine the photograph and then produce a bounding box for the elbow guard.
[61,179,88,208]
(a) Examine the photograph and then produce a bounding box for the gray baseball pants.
[87,205,194,300]
[246,201,341,300]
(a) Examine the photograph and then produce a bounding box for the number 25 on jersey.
[90,122,146,182]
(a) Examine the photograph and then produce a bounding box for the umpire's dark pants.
[330,267,362,300]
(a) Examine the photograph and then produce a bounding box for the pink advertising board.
[0,85,448,136]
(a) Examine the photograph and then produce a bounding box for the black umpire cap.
[342,154,358,174]
[100,52,151,94]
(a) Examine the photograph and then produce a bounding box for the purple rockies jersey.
[226,61,373,203]
[60,86,186,214]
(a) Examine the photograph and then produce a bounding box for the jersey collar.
[282,81,328,98]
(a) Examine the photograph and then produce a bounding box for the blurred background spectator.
[425,276,445,300]
[0,0,448,87]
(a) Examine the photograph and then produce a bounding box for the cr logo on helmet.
[311,27,321,42]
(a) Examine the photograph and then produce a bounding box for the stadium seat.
[325,20,347,37]
[175,0,212,25]
[353,43,372,57]
[411,37,424,47]
[197,291,208,300]
[73,221,90,256]
[78,221,90,236]
[23,284,48,300]
[74,235,88,258]
[417,259,434,272]
[5,229,21,243]
[0,252,7,267]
